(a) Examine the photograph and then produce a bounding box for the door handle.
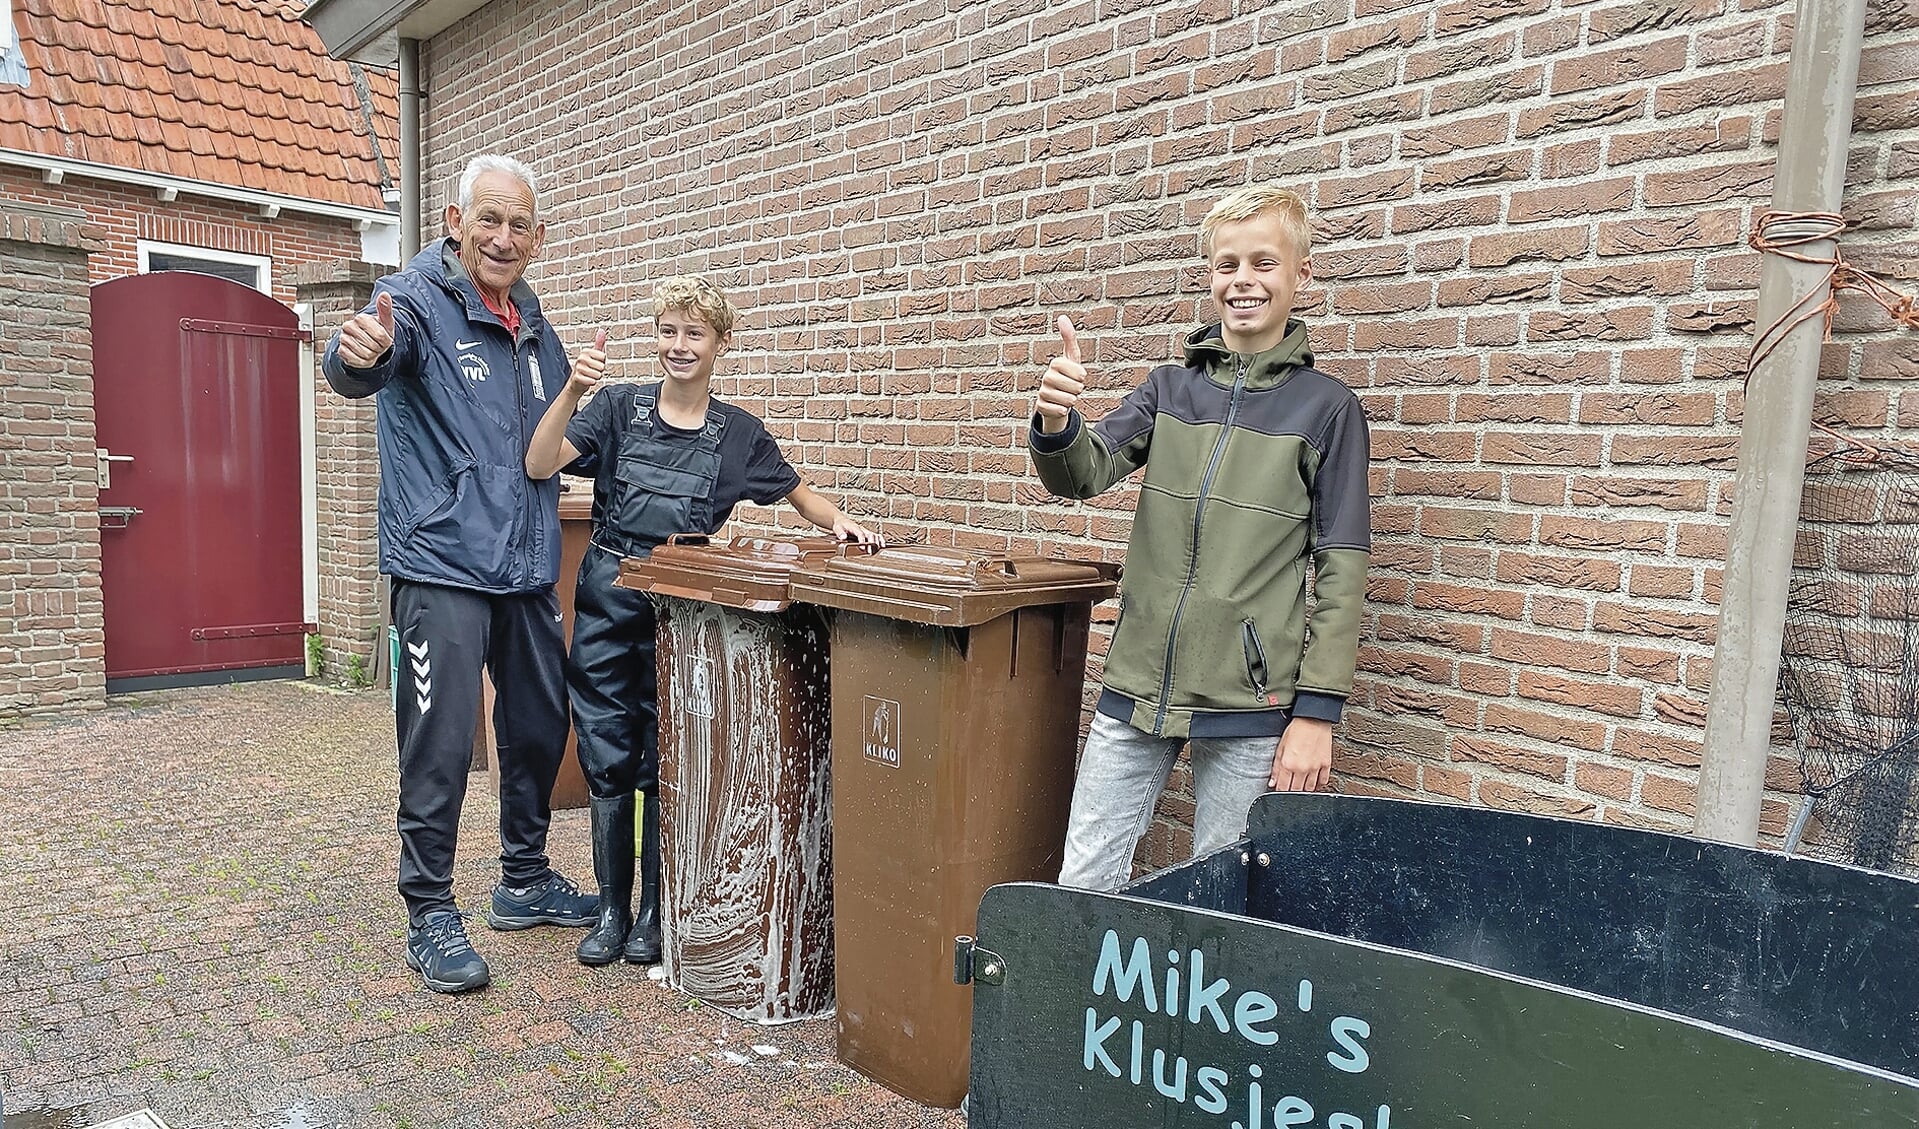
[100,505,142,529]
[96,448,134,489]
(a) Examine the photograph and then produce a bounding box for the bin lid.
[616,534,845,611]
[788,544,1119,627]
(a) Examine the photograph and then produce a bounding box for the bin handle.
[666,533,712,546]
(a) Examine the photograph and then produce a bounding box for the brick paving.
[0,682,967,1129]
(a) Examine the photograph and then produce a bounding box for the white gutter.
[0,148,399,230]
[303,0,491,63]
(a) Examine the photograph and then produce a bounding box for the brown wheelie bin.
[480,488,591,807]
[617,533,842,1023]
[788,545,1119,1106]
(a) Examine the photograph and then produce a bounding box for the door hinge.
[190,621,316,641]
[954,936,1006,986]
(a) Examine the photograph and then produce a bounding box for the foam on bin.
[621,534,843,1024]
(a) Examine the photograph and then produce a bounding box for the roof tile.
[230,126,261,168]
[2,0,396,211]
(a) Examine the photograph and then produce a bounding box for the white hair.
[455,154,539,213]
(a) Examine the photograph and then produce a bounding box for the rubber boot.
[577,794,635,966]
[624,786,663,964]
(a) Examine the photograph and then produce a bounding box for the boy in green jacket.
[1029,184,1371,891]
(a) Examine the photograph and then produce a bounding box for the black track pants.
[567,546,660,800]
[391,579,568,925]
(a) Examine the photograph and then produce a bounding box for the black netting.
[1779,449,1919,875]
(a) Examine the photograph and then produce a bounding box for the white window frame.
[136,239,273,295]
[2,1,14,56]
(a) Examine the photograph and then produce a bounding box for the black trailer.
[960,793,1919,1128]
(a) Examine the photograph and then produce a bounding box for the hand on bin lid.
[617,534,845,612]
[788,543,1119,627]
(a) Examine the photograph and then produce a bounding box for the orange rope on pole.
[1747,210,1919,463]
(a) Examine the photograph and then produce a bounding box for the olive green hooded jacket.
[1029,320,1370,739]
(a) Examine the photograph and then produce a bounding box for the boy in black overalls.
[525,276,880,965]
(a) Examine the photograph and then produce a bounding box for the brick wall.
[0,202,106,718]
[292,263,385,681]
[0,168,386,705]
[418,0,1919,866]
[0,168,366,307]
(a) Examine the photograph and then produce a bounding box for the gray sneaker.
[484,870,598,930]
[406,910,490,994]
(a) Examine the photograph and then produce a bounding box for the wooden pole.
[1694,0,1867,845]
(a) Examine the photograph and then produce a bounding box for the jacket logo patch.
[529,355,546,403]
[458,351,489,383]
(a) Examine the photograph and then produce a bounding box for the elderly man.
[324,153,596,993]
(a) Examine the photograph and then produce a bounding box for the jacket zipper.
[512,321,531,589]
[1242,618,1270,700]
[1153,355,1248,735]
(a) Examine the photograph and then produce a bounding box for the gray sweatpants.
[1056,710,1277,892]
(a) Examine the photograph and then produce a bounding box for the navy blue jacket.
[322,239,569,594]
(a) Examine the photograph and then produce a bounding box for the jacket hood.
[408,237,546,332]
[1182,320,1315,390]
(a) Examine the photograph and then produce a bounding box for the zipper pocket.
[399,463,469,540]
[1241,618,1270,700]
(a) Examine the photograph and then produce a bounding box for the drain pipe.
[372,37,424,691]
[399,37,423,260]
[1694,0,1867,846]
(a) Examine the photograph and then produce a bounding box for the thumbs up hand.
[566,328,607,399]
[1036,315,1087,435]
[337,291,397,369]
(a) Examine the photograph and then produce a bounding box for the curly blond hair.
[652,276,737,336]
[1199,185,1311,259]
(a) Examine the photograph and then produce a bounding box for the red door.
[92,273,308,691]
